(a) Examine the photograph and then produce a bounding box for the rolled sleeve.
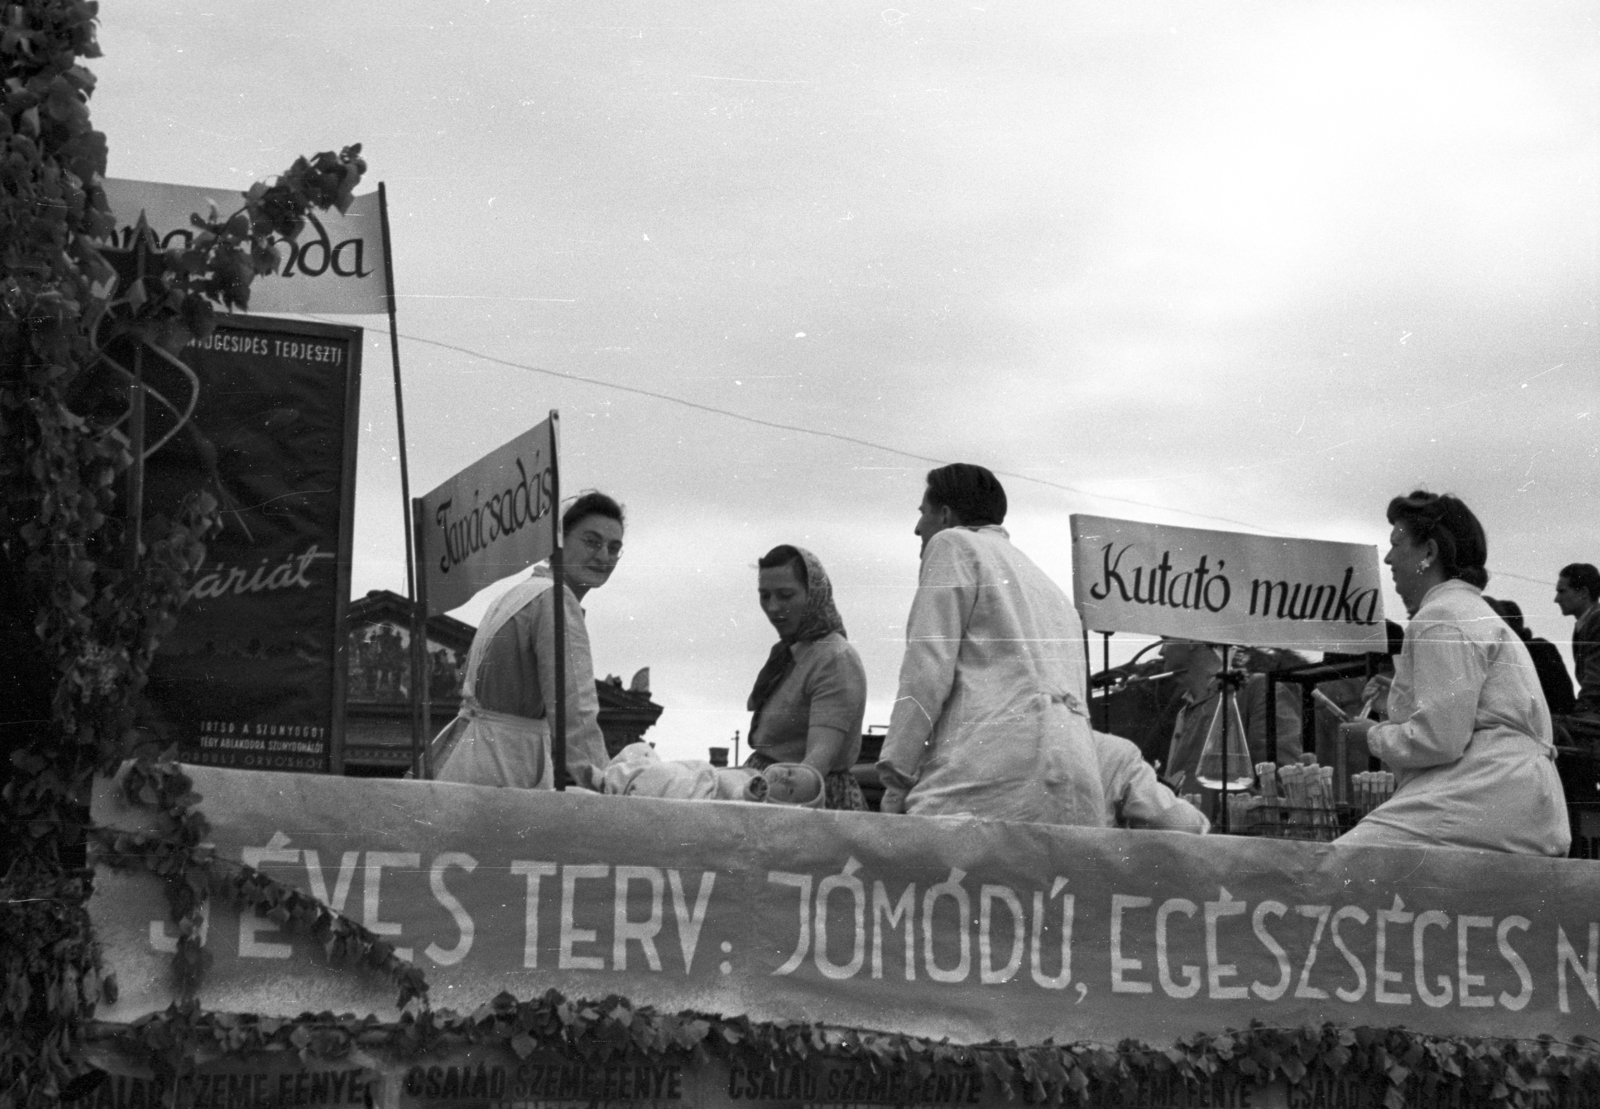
[805,645,867,736]
[533,585,610,790]
[1120,761,1210,833]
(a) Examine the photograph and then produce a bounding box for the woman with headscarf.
[1337,491,1569,855]
[745,545,870,810]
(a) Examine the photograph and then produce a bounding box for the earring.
[1418,559,1431,571]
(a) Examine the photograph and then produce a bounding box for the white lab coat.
[433,571,609,790]
[1338,580,1569,855]
[877,526,1107,826]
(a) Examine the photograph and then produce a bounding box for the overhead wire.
[377,327,1291,535]
[303,316,1561,590]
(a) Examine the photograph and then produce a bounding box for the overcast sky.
[93,1,1597,761]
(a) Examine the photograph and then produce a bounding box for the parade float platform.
[84,766,1600,1109]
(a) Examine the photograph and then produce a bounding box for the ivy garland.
[1,2,365,1104]
[75,991,1600,1109]
[90,758,428,1010]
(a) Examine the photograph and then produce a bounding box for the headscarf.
[747,547,846,719]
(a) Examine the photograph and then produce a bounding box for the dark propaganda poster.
[143,315,362,773]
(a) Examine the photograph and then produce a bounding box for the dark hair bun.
[1385,490,1488,587]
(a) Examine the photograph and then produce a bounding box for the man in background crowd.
[1485,596,1573,715]
[1553,563,1600,752]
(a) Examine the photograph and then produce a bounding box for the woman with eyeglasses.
[432,491,624,790]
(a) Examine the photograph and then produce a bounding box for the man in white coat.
[876,464,1107,826]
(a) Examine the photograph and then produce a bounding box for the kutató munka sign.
[1069,515,1387,651]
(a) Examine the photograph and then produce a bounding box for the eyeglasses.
[575,532,622,558]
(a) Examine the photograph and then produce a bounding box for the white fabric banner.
[419,416,558,614]
[1070,514,1387,650]
[90,764,1600,1046]
[102,177,387,315]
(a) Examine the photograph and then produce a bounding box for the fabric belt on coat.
[1047,691,1089,717]
[1478,727,1558,763]
[430,694,545,771]
[457,695,543,727]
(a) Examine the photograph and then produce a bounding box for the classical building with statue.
[341,589,663,775]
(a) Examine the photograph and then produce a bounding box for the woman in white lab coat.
[1337,491,1568,855]
[431,492,623,790]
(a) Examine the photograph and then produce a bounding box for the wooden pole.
[1081,628,1092,715]
[378,183,423,776]
[1100,632,1112,731]
[549,412,568,790]
[411,497,432,778]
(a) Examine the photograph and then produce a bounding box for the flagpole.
[549,411,568,791]
[413,497,433,778]
[378,182,423,774]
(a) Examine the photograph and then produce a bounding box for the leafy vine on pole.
[91,758,430,1011]
[1,2,365,1104]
